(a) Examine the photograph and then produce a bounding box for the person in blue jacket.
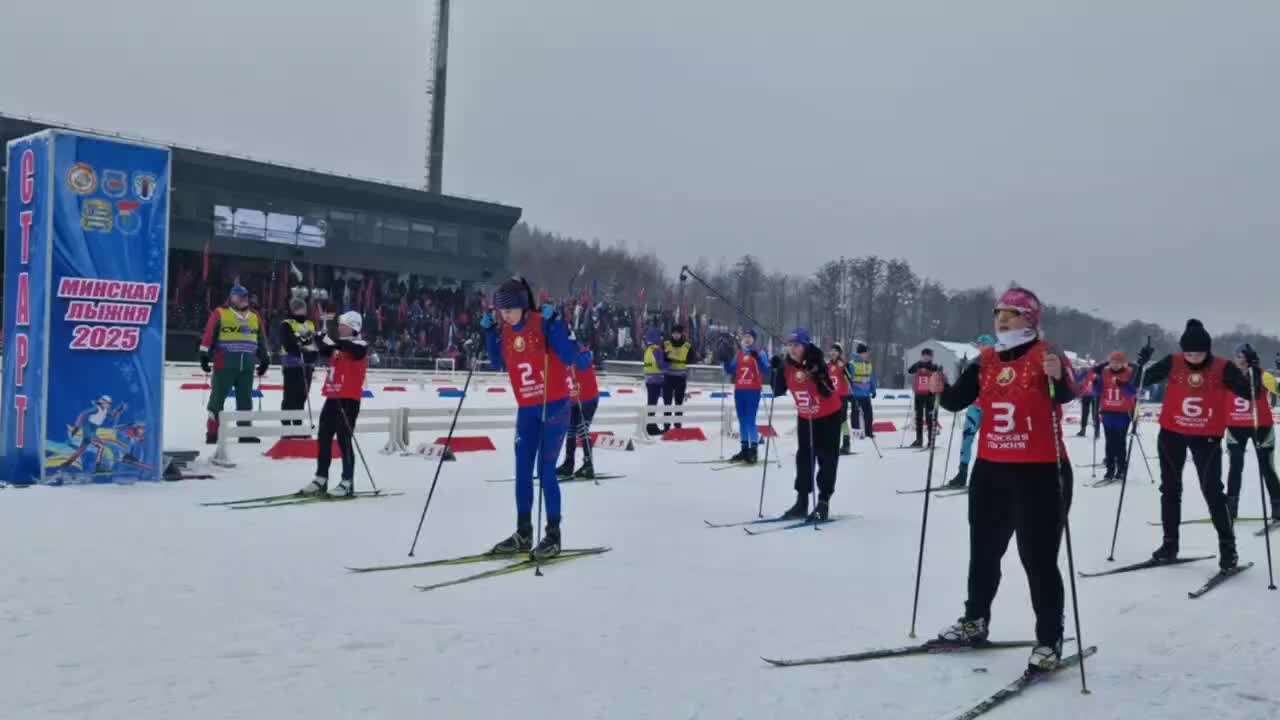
[720,329,771,463]
[947,334,995,489]
[849,343,878,439]
[481,276,579,559]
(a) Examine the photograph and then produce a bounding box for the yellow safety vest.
[851,359,874,385]
[215,307,260,355]
[644,344,663,376]
[283,318,316,344]
[664,341,691,371]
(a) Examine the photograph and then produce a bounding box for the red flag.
[201,237,210,282]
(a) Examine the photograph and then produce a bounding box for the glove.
[257,357,269,377]
[1136,345,1154,367]
[871,389,877,399]
[541,303,556,321]
[479,311,495,330]
[199,352,211,374]
[770,354,783,372]
[1241,344,1260,368]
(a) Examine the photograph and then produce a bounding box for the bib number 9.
[1234,397,1252,414]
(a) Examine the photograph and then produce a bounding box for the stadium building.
[0,113,522,362]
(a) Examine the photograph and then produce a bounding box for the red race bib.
[1160,355,1229,437]
[735,351,763,391]
[502,320,569,408]
[785,365,844,420]
[1099,367,1136,414]
[977,344,1070,464]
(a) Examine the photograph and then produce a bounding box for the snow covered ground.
[3,377,1279,720]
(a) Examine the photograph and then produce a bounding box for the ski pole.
[869,434,884,460]
[407,348,478,556]
[679,266,786,347]
[757,393,778,518]
[808,410,818,530]
[1247,366,1277,590]
[1090,409,1099,480]
[300,350,315,430]
[534,348,551,577]
[1131,432,1158,484]
[908,393,943,638]
[1049,370,1090,694]
[940,410,959,486]
[337,400,377,493]
[1107,342,1150,562]
[719,373,727,460]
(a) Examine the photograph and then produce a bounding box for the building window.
[382,216,409,247]
[436,226,458,254]
[411,221,435,251]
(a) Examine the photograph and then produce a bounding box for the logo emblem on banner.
[81,199,114,232]
[133,172,157,201]
[1188,372,1204,389]
[996,367,1017,386]
[101,170,128,198]
[68,163,97,195]
[513,336,526,353]
[117,201,142,234]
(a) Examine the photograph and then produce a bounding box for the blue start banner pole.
[3,130,170,485]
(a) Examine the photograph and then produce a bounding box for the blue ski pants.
[514,398,571,526]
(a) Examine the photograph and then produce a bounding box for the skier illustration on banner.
[46,395,147,478]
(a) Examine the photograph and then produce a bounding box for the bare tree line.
[510,222,1280,375]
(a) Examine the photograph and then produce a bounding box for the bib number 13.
[990,402,1032,433]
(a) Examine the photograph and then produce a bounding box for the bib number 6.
[1182,397,1203,418]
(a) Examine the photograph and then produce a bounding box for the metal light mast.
[424,0,451,192]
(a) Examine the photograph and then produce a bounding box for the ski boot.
[298,477,327,496]
[573,461,595,480]
[205,416,219,445]
[840,436,852,456]
[936,617,989,646]
[1027,640,1063,674]
[329,478,354,498]
[781,493,810,520]
[745,445,759,465]
[946,463,968,489]
[909,436,924,449]
[1219,540,1239,571]
[1227,495,1240,522]
[1151,539,1179,563]
[557,459,576,479]
[491,526,533,555]
[531,526,561,561]
[728,444,749,463]
[238,436,261,444]
[809,497,830,522]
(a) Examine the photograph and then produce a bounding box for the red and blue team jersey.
[976,344,1071,464]
[785,364,844,420]
[1161,355,1229,437]
[735,350,764,391]
[502,320,570,408]
[1099,367,1136,414]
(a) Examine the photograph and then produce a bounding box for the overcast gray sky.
[3,1,1277,334]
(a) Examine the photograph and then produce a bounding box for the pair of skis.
[897,486,968,498]
[1144,516,1280,536]
[763,638,1096,720]
[704,514,854,535]
[346,546,612,591]
[201,489,402,510]
[484,474,625,484]
[1078,554,1254,598]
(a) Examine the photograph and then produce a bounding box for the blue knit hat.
[976,334,995,347]
[787,328,812,346]
[494,277,533,310]
[229,285,248,298]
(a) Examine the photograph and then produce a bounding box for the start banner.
[3,130,170,485]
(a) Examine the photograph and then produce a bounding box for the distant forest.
[509,222,1280,371]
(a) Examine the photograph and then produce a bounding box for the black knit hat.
[1180,318,1212,353]
[495,276,534,310]
[856,343,869,354]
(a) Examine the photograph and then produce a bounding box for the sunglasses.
[993,308,1023,320]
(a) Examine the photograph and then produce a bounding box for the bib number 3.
[990,401,1032,433]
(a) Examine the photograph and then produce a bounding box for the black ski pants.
[1077,397,1100,436]
[1226,426,1280,512]
[645,383,663,435]
[281,365,313,429]
[316,398,361,482]
[914,394,936,442]
[564,398,599,465]
[663,375,687,429]
[850,396,874,437]
[795,411,842,499]
[1157,429,1233,546]
[965,459,1072,646]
